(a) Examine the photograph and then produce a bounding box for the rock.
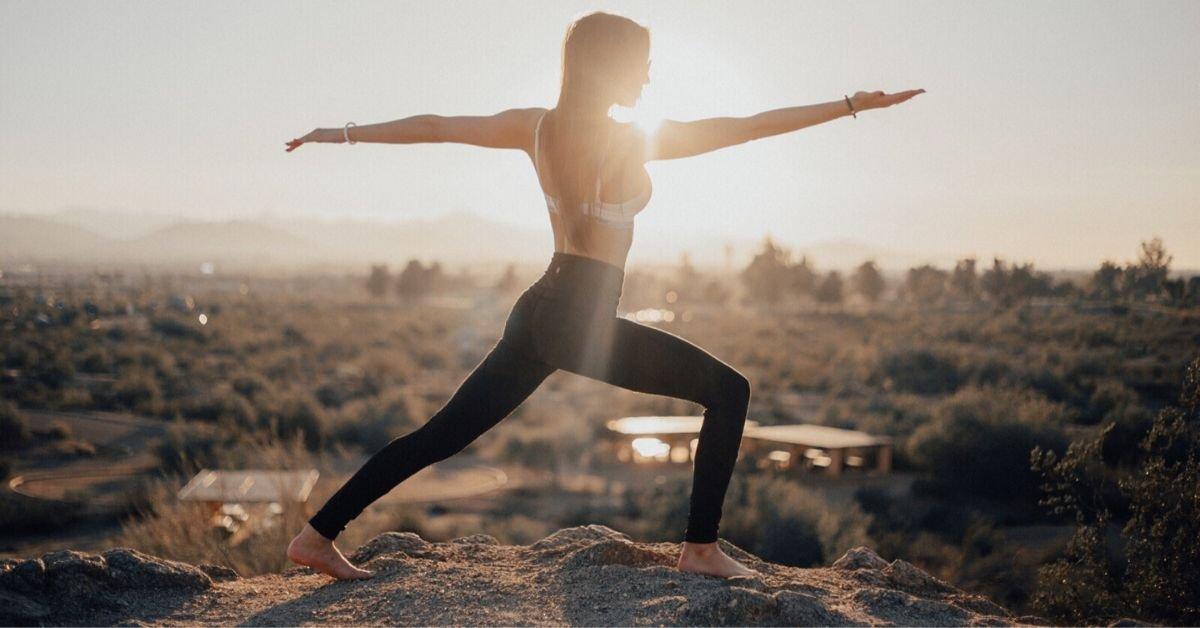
[100,548,212,590]
[0,588,50,624]
[0,525,1024,626]
[852,587,973,626]
[450,533,500,545]
[350,530,434,562]
[680,584,779,625]
[954,594,1016,617]
[725,573,767,591]
[774,589,849,626]
[832,546,890,571]
[559,538,669,570]
[885,558,956,593]
[198,563,239,582]
[0,546,210,625]
[530,523,630,551]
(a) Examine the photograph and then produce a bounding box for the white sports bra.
[532,110,651,229]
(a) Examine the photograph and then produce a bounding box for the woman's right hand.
[850,89,926,113]
[285,128,332,152]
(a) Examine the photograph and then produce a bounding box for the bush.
[908,387,1068,503]
[110,369,164,415]
[1031,356,1200,625]
[113,478,309,577]
[879,349,961,395]
[0,400,30,449]
[331,389,419,452]
[155,420,236,475]
[260,393,327,451]
[0,491,84,534]
[719,473,874,567]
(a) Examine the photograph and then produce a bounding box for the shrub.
[258,392,327,451]
[879,349,961,395]
[1032,356,1200,625]
[719,473,874,567]
[908,387,1068,503]
[0,400,30,449]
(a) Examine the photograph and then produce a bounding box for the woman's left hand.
[850,89,926,112]
[285,128,327,152]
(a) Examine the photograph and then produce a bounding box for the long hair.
[541,11,650,250]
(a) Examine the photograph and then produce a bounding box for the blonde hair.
[540,11,650,250]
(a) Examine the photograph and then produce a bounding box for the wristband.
[843,95,857,119]
[344,121,357,144]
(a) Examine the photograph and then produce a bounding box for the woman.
[284,11,923,581]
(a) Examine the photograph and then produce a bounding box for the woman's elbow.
[417,115,444,143]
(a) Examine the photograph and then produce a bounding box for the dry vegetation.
[2,239,1197,622]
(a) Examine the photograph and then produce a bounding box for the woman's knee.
[701,365,751,411]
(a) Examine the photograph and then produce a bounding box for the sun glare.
[612,103,663,137]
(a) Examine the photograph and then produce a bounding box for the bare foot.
[287,523,374,580]
[677,540,759,578]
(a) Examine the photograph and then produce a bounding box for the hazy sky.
[2,0,1197,269]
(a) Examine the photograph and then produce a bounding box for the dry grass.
[112,432,412,575]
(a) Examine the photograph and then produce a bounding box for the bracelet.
[843,95,857,119]
[344,121,357,144]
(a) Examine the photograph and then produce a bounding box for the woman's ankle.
[299,523,333,544]
[681,540,719,556]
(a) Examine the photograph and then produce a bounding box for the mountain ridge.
[0,210,961,272]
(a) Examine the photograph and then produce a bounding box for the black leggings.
[308,251,751,544]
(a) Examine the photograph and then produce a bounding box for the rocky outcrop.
[0,548,213,625]
[0,524,1042,626]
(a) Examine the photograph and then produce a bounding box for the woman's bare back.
[529,112,653,270]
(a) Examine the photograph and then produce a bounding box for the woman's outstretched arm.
[285,108,543,152]
[648,89,924,161]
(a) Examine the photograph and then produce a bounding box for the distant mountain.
[0,211,553,270]
[263,211,549,266]
[46,206,185,240]
[124,220,315,265]
[0,209,961,273]
[0,215,114,261]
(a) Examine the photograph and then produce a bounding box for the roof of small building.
[606,415,762,435]
[177,469,319,503]
[744,424,890,449]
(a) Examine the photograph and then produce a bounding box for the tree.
[1007,262,1054,299]
[395,260,429,298]
[366,264,390,299]
[675,252,702,303]
[814,271,844,306]
[1121,237,1172,300]
[394,259,445,299]
[851,260,886,303]
[980,258,1052,306]
[1090,261,1123,300]
[740,236,793,304]
[494,264,520,293]
[949,257,978,300]
[903,265,948,305]
[789,256,818,297]
[1186,276,1200,307]
[980,258,1010,305]
[1031,357,1200,625]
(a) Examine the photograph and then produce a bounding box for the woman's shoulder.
[609,120,649,164]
